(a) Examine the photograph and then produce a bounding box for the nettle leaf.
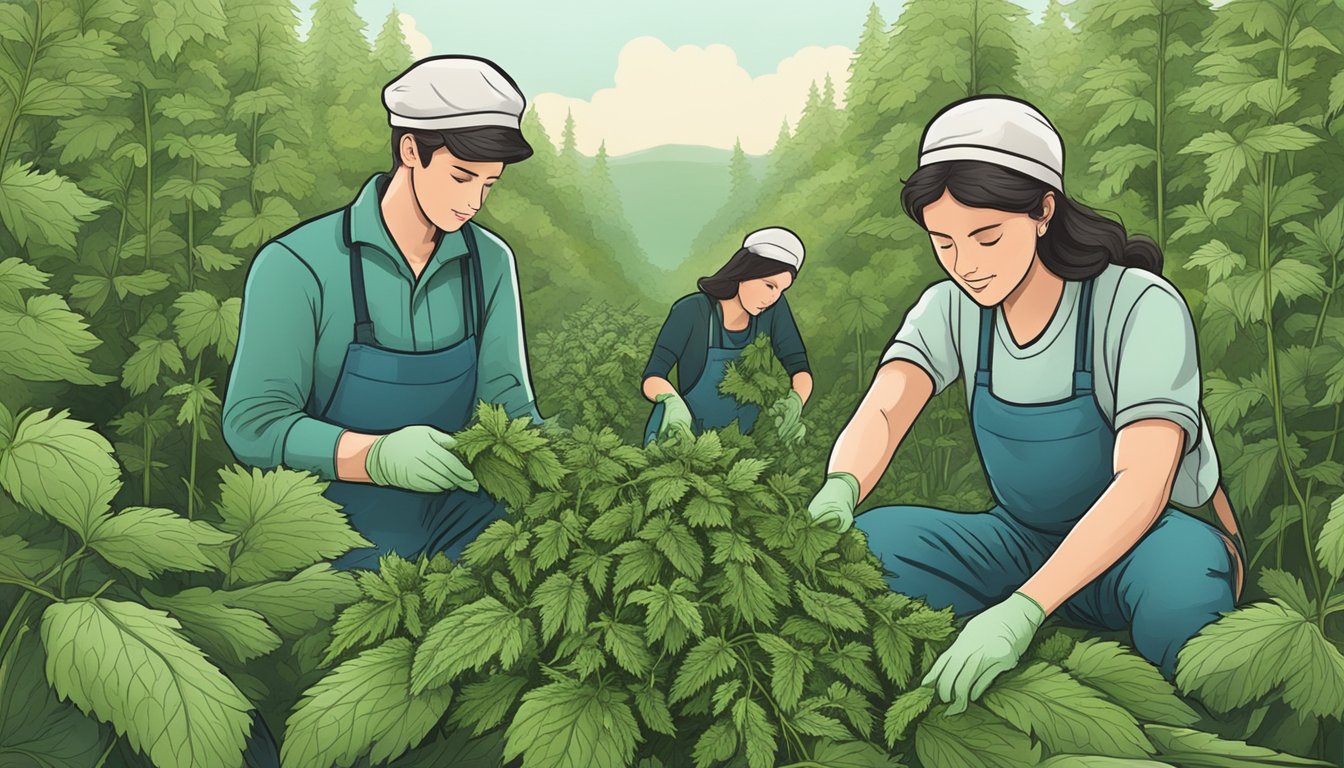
[914,703,1041,768]
[282,638,453,768]
[0,293,113,385]
[1202,376,1264,431]
[884,686,934,747]
[156,93,216,124]
[41,598,251,768]
[214,466,371,583]
[143,0,226,61]
[503,679,639,768]
[1176,601,1344,719]
[733,695,777,768]
[0,409,120,538]
[1258,568,1316,617]
[451,674,530,737]
[166,378,222,425]
[603,620,653,677]
[628,580,704,652]
[533,572,590,643]
[873,619,917,687]
[796,585,867,632]
[122,333,185,395]
[754,633,812,711]
[1143,725,1332,767]
[640,514,704,580]
[812,738,905,768]
[0,161,109,251]
[0,533,62,582]
[185,564,360,638]
[173,290,241,360]
[0,256,49,307]
[88,506,232,578]
[159,133,247,169]
[141,589,281,667]
[719,560,783,625]
[822,643,883,694]
[411,597,531,693]
[1063,639,1199,727]
[693,720,738,767]
[214,197,299,250]
[1318,493,1344,580]
[671,636,739,703]
[53,115,134,164]
[633,684,676,736]
[982,662,1151,758]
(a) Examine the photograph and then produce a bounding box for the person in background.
[641,228,813,445]
[806,96,1246,714]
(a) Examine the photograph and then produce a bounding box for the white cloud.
[533,37,852,157]
[399,13,432,60]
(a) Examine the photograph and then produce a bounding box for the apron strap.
[460,222,484,339]
[343,207,377,346]
[1211,484,1247,602]
[1072,278,1096,394]
[975,304,993,387]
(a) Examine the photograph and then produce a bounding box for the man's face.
[401,136,504,232]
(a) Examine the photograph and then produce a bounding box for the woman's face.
[738,270,794,315]
[921,189,1054,307]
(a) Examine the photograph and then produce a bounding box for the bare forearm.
[643,376,677,402]
[335,431,378,483]
[791,371,813,406]
[827,361,932,500]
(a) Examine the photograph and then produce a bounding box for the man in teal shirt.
[223,55,541,571]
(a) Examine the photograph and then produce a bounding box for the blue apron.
[855,278,1242,679]
[319,210,506,571]
[644,304,760,445]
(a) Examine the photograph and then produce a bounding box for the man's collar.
[346,173,468,265]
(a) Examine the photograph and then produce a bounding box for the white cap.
[743,227,805,270]
[383,56,526,131]
[918,96,1064,191]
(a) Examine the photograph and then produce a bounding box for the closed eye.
[452,176,470,184]
[979,235,1002,247]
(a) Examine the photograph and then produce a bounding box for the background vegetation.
[0,0,1342,766]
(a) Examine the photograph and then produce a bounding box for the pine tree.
[302,0,383,203]
[373,8,415,80]
[304,0,373,106]
[727,138,756,201]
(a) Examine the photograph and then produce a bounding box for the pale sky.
[301,1,1056,156]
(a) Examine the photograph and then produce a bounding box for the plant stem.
[1154,9,1167,246]
[142,404,153,505]
[0,0,40,169]
[0,591,33,664]
[0,578,59,602]
[92,737,118,768]
[186,157,196,289]
[141,83,154,272]
[188,356,203,519]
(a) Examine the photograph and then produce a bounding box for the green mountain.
[606,145,768,287]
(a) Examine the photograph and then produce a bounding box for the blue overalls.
[644,304,761,446]
[319,210,508,570]
[855,279,1240,679]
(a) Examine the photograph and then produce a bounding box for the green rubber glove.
[365,425,479,494]
[655,392,694,439]
[806,472,859,532]
[921,591,1045,715]
[770,391,805,444]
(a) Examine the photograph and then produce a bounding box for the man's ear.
[399,133,420,168]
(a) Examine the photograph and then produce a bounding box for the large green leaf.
[1144,726,1332,767]
[53,115,134,164]
[41,598,251,768]
[410,596,532,694]
[158,563,361,638]
[811,738,905,768]
[914,703,1040,768]
[1317,493,1344,579]
[0,162,108,251]
[173,290,241,361]
[532,571,590,643]
[284,638,452,767]
[159,133,247,168]
[671,635,739,703]
[755,633,812,711]
[214,197,299,250]
[0,533,62,581]
[884,686,934,746]
[214,466,371,583]
[142,587,282,667]
[88,506,233,577]
[503,679,640,768]
[450,674,530,737]
[0,409,120,538]
[143,0,227,61]
[0,292,113,385]
[0,631,106,768]
[1063,640,1199,727]
[981,662,1151,758]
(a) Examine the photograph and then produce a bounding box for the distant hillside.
[607,145,768,296]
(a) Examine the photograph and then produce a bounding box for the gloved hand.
[770,391,805,444]
[806,472,859,532]
[655,392,694,439]
[921,591,1045,715]
[365,425,479,494]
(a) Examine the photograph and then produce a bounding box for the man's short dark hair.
[391,126,534,169]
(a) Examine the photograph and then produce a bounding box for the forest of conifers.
[1,0,1342,766]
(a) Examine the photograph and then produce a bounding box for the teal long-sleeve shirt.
[223,173,541,481]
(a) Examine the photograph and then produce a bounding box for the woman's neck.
[1000,256,1065,347]
[381,168,439,278]
[718,296,750,331]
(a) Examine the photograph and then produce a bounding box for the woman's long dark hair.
[698,249,799,300]
[900,160,1162,278]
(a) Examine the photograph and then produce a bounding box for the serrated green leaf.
[604,620,653,677]
[451,674,530,737]
[884,686,934,747]
[203,563,360,637]
[0,256,49,308]
[797,585,867,631]
[915,703,1040,768]
[823,643,883,694]
[0,161,108,251]
[644,516,704,580]
[88,506,232,578]
[874,620,916,686]
[671,636,739,703]
[1143,725,1332,767]
[735,696,777,768]
[0,533,62,581]
[143,0,226,60]
[0,409,119,537]
[725,458,769,491]
[214,466,370,583]
[54,115,134,164]
[214,197,298,250]
[811,738,906,768]
[1064,639,1199,726]
[982,662,1151,758]
[755,633,811,711]
[411,597,531,693]
[141,589,281,667]
[1258,568,1316,616]
[41,598,251,768]
[533,572,590,643]
[503,679,639,768]
[1318,494,1344,579]
[0,293,113,385]
[173,290,240,360]
[324,599,403,663]
[0,631,105,768]
[282,638,453,767]
[693,720,737,768]
[634,685,676,736]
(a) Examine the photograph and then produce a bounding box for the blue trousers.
[855,505,1238,678]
